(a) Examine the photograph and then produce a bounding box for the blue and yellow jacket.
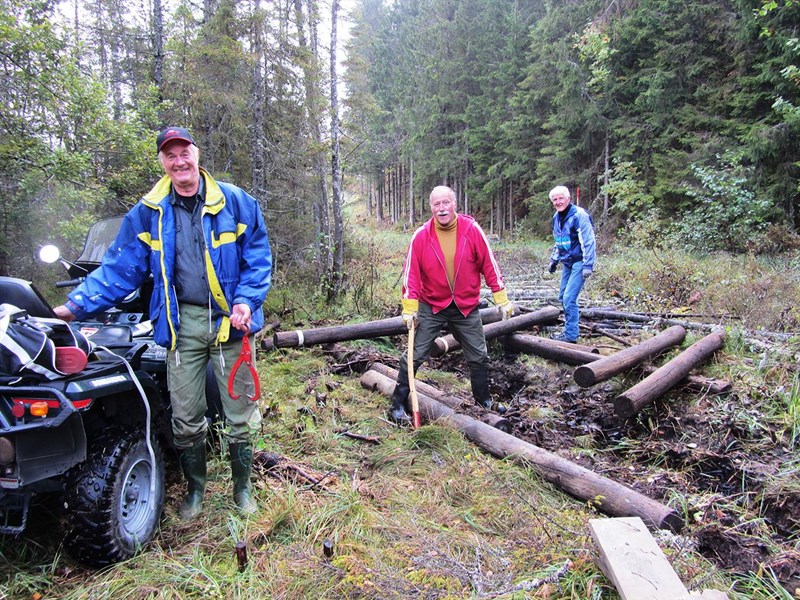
[67,168,272,349]
[550,204,596,271]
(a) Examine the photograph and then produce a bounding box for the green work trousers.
[167,304,261,449]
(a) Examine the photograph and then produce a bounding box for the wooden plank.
[589,517,729,600]
[589,517,689,600]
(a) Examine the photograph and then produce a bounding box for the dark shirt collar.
[170,176,205,208]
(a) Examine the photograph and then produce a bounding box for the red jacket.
[402,214,505,317]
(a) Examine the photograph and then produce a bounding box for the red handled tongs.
[227,336,260,401]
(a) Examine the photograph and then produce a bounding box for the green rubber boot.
[230,442,257,515]
[178,440,207,521]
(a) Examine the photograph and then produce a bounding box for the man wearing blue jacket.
[548,185,596,343]
[54,127,272,518]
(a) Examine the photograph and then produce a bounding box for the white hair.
[158,142,199,165]
[430,185,457,204]
[549,185,570,200]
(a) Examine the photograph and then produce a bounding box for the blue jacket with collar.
[550,204,596,271]
[67,168,272,350]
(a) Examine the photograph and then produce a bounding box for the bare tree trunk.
[329,0,343,299]
[366,174,372,217]
[603,133,610,223]
[73,0,80,51]
[151,0,164,109]
[109,0,124,121]
[409,157,414,225]
[376,173,383,222]
[293,0,330,280]
[250,0,267,205]
[510,181,514,232]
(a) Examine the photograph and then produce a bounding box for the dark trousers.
[393,301,489,405]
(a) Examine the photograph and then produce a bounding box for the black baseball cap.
[156,127,195,153]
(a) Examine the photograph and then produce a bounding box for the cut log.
[639,365,731,395]
[503,333,602,365]
[369,362,511,432]
[573,325,686,388]
[614,330,726,418]
[273,306,509,349]
[505,333,729,393]
[362,369,683,532]
[430,306,560,357]
[581,308,717,332]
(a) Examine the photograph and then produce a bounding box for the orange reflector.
[29,402,49,417]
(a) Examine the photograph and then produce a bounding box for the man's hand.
[548,261,558,274]
[582,269,592,280]
[230,303,252,332]
[498,301,514,320]
[401,298,419,330]
[53,305,76,322]
[492,289,514,321]
[402,311,418,330]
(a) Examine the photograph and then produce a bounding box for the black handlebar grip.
[55,278,84,288]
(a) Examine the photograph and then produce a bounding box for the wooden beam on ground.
[614,330,726,418]
[640,365,731,395]
[369,362,511,432]
[362,368,683,532]
[504,333,730,393]
[273,306,508,349]
[430,306,560,357]
[573,325,686,388]
[581,308,718,333]
[503,333,601,365]
[589,517,729,600]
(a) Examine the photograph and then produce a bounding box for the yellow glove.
[401,298,419,329]
[493,289,514,320]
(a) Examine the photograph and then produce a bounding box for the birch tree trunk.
[329,0,343,299]
[293,0,331,280]
[251,0,267,205]
[152,0,164,108]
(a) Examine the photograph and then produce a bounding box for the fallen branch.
[336,430,381,444]
[483,559,573,597]
[253,451,338,488]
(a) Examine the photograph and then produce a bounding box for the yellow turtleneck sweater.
[434,215,458,290]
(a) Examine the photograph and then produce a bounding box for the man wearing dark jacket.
[548,185,596,343]
[389,185,513,422]
[54,127,272,518]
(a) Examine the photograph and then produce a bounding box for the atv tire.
[64,428,165,567]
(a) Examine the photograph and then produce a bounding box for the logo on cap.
[156,127,195,153]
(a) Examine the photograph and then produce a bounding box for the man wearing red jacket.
[389,185,514,423]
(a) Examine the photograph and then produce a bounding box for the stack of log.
[270,306,729,418]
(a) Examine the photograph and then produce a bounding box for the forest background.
[2,1,800,597]
[1,0,798,300]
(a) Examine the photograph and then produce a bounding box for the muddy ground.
[332,313,800,595]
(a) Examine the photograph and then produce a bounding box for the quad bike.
[0,217,222,567]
